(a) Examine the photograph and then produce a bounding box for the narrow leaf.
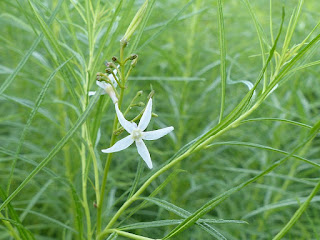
[0,90,101,211]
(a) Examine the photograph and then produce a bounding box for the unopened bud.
[105,85,118,104]
[105,61,116,68]
[148,90,155,99]
[97,72,104,80]
[105,68,113,74]
[112,56,119,63]
[121,0,148,43]
[131,58,138,68]
[129,54,138,60]
[138,102,145,107]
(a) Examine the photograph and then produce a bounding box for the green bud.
[129,54,138,60]
[106,62,117,69]
[148,90,155,99]
[112,56,119,63]
[105,68,113,74]
[121,0,148,44]
[96,72,103,80]
[131,57,138,68]
[138,102,145,107]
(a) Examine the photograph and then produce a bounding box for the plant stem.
[81,75,92,239]
[96,44,127,237]
[99,74,274,237]
[272,179,320,240]
[81,125,92,240]
[98,151,191,239]
[102,229,156,240]
[95,90,124,235]
[0,212,22,240]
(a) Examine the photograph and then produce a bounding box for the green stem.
[87,130,101,204]
[99,78,272,237]
[81,123,92,240]
[102,229,156,240]
[96,44,127,237]
[0,212,22,240]
[269,0,274,45]
[272,179,320,240]
[98,151,191,239]
[217,0,226,123]
[82,0,101,237]
[96,89,125,236]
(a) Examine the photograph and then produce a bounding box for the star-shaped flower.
[89,68,118,103]
[101,98,174,169]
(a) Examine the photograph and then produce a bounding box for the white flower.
[101,98,174,169]
[89,68,118,103]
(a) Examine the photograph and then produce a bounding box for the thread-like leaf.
[7,59,70,194]
[0,90,101,211]
[163,120,320,239]
[0,0,63,95]
[217,0,226,123]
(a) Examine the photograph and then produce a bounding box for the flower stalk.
[96,39,130,236]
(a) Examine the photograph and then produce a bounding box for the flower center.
[131,128,143,141]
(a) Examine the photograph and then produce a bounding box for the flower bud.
[112,56,119,63]
[129,54,138,60]
[105,61,116,69]
[131,57,138,68]
[148,90,155,99]
[97,72,104,80]
[121,0,148,44]
[105,68,113,74]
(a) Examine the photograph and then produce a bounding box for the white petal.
[89,90,106,96]
[105,85,118,103]
[136,140,152,169]
[108,68,118,87]
[138,98,152,131]
[142,126,174,140]
[88,91,96,96]
[115,103,136,133]
[96,80,109,89]
[101,135,134,153]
